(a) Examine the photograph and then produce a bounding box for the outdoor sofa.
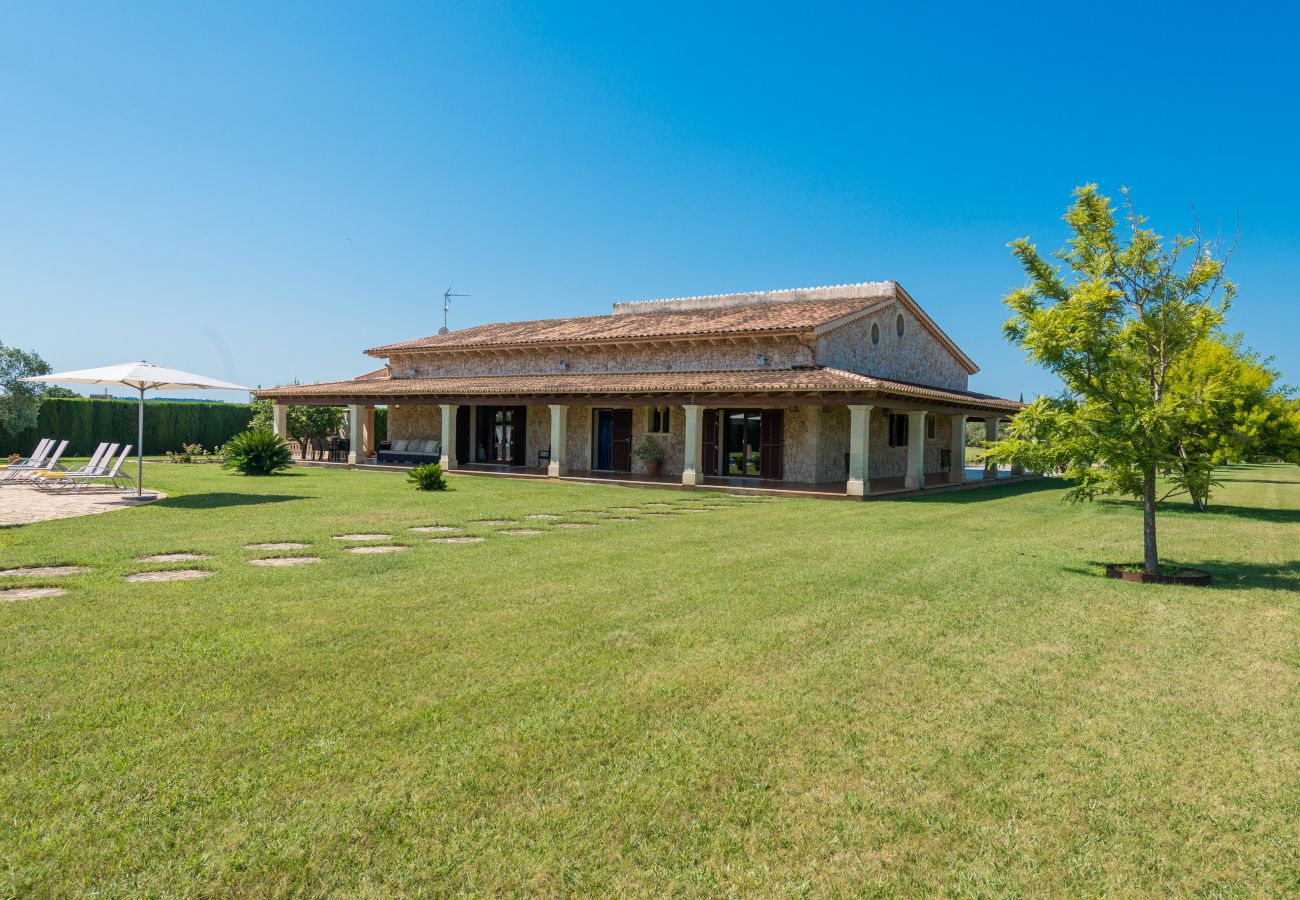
[378,438,441,465]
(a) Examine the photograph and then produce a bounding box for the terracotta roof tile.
[254,367,1022,411]
[366,297,886,355]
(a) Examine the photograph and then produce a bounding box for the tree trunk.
[1143,467,1159,574]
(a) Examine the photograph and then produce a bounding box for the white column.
[347,404,364,464]
[983,417,999,480]
[271,402,287,440]
[440,404,458,471]
[547,404,568,477]
[681,405,705,486]
[362,406,376,460]
[846,404,873,497]
[904,410,927,490]
[949,414,967,484]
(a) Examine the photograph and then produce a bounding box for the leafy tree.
[1163,336,1299,510]
[986,185,1235,574]
[44,386,80,399]
[0,342,52,437]
[247,398,345,453]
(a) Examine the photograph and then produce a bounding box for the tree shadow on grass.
[153,493,308,510]
[1101,498,1300,525]
[1067,559,1300,592]
[893,478,1067,504]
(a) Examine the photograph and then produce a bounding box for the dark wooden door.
[511,406,527,466]
[455,406,470,463]
[702,409,719,476]
[759,409,784,480]
[611,409,632,472]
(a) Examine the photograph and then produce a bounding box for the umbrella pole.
[137,387,145,496]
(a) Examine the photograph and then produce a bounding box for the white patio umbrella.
[21,361,250,500]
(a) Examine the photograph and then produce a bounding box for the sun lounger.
[0,438,53,479]
[34,445,134,493]
[1,440,69,484]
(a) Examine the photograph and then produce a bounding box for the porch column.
[440,404,459,471]
[362,406,376,460]
[271,402,287,441]
[681,404,704,486]
[904,410,927,490]
[846,404,873,497]
[983,417,999,480]
[547,404,568,477]
[948,414,967,484]
[347,405,365,464]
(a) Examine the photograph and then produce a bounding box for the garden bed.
[1104,563,1212,586]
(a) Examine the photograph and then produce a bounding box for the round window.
[871,322,880,345]
[896,313,905,337]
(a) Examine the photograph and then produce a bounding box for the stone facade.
[814,302,970,391]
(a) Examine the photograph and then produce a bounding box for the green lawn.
[2,463,1298,896]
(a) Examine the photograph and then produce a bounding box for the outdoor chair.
[34,445,134,493]
[0,438,54,478]
[1,440,69,484]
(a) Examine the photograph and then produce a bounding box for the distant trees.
[985,185,1268,574]
[0,342,51,438]
[248,398,345,453]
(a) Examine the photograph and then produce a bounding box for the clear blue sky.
[3,2,1297,401]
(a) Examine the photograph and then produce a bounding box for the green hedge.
[4,398,253,457]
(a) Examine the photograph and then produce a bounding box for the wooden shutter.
[759,409,784,480]
[702,409,719,476]
[611,409,632,472]
[455,405,470,463]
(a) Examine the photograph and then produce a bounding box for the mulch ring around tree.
[1,586,69,602]
[135,553,213,563]
[123,570,213,583]
[248,556,322,567]
[246,542,311,550]
[0,566,91,578]
[1104,564,1213,586]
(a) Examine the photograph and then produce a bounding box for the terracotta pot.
[1104,564,1212,586]
[644,459,663,476]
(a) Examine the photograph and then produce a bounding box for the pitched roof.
[253,366,1022,412]
[366,297,888,355]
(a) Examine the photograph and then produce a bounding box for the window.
[871,322,880,345]
[648,406,672,434]
[888,413,909,448]
[896,313,906,337]
[926,415,936,440]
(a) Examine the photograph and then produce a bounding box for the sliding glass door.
[724,410,763,477]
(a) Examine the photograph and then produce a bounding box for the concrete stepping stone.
[471,519,515,526]
[525,514,563,520]
[246,542,311,551]
[124,569,212,583]
[248,556,321,567]
[497,529,544,535]
[409,525,458,533]
[135,553,212,563]
[0,586,68,602]
[608,507,642,512]
[430,536,485,544]
[643,502,674,507]
[346,545,408,554]
[0,566,90,578]
[332,534,391,542]
[602,517,636,522]
[553,522,596,528]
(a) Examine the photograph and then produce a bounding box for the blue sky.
[3,2,1297,401]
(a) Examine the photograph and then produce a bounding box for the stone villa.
[255,282,1026,497]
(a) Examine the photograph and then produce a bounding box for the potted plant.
[634,435,665,476]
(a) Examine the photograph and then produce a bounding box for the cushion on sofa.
[392,438,409,452]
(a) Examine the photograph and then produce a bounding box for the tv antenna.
[440,286,470,335]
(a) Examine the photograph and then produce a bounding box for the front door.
[475,406,526,465]
[592,409,632,472]
[722,409,783,480]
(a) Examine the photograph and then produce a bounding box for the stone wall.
[815,302,970,391]
[389,337,813,380]
[867,408,952,479]
[387,404,441,443]
[817,406,851,483]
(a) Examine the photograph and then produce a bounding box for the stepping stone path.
[346,545,408,554]
[525,514,563,520]
[124,569,212,583]
[246,542,311,550]
[333,534,391,542]
[135,553,212,563]
[471,520,515,526]
[409,525,457,533]
[498,529,544,535]
[249,556,321,567]
[430,536,484,544]
[0,566,90,578]
[1,586,68,602]
[602,517,636,522]
[609,507,642,512]
[553,522,596,528]
[643,503,673,507]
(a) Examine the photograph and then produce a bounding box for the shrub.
[223,429,292,476]
[407,462,448,491]
[633,435,664,462]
